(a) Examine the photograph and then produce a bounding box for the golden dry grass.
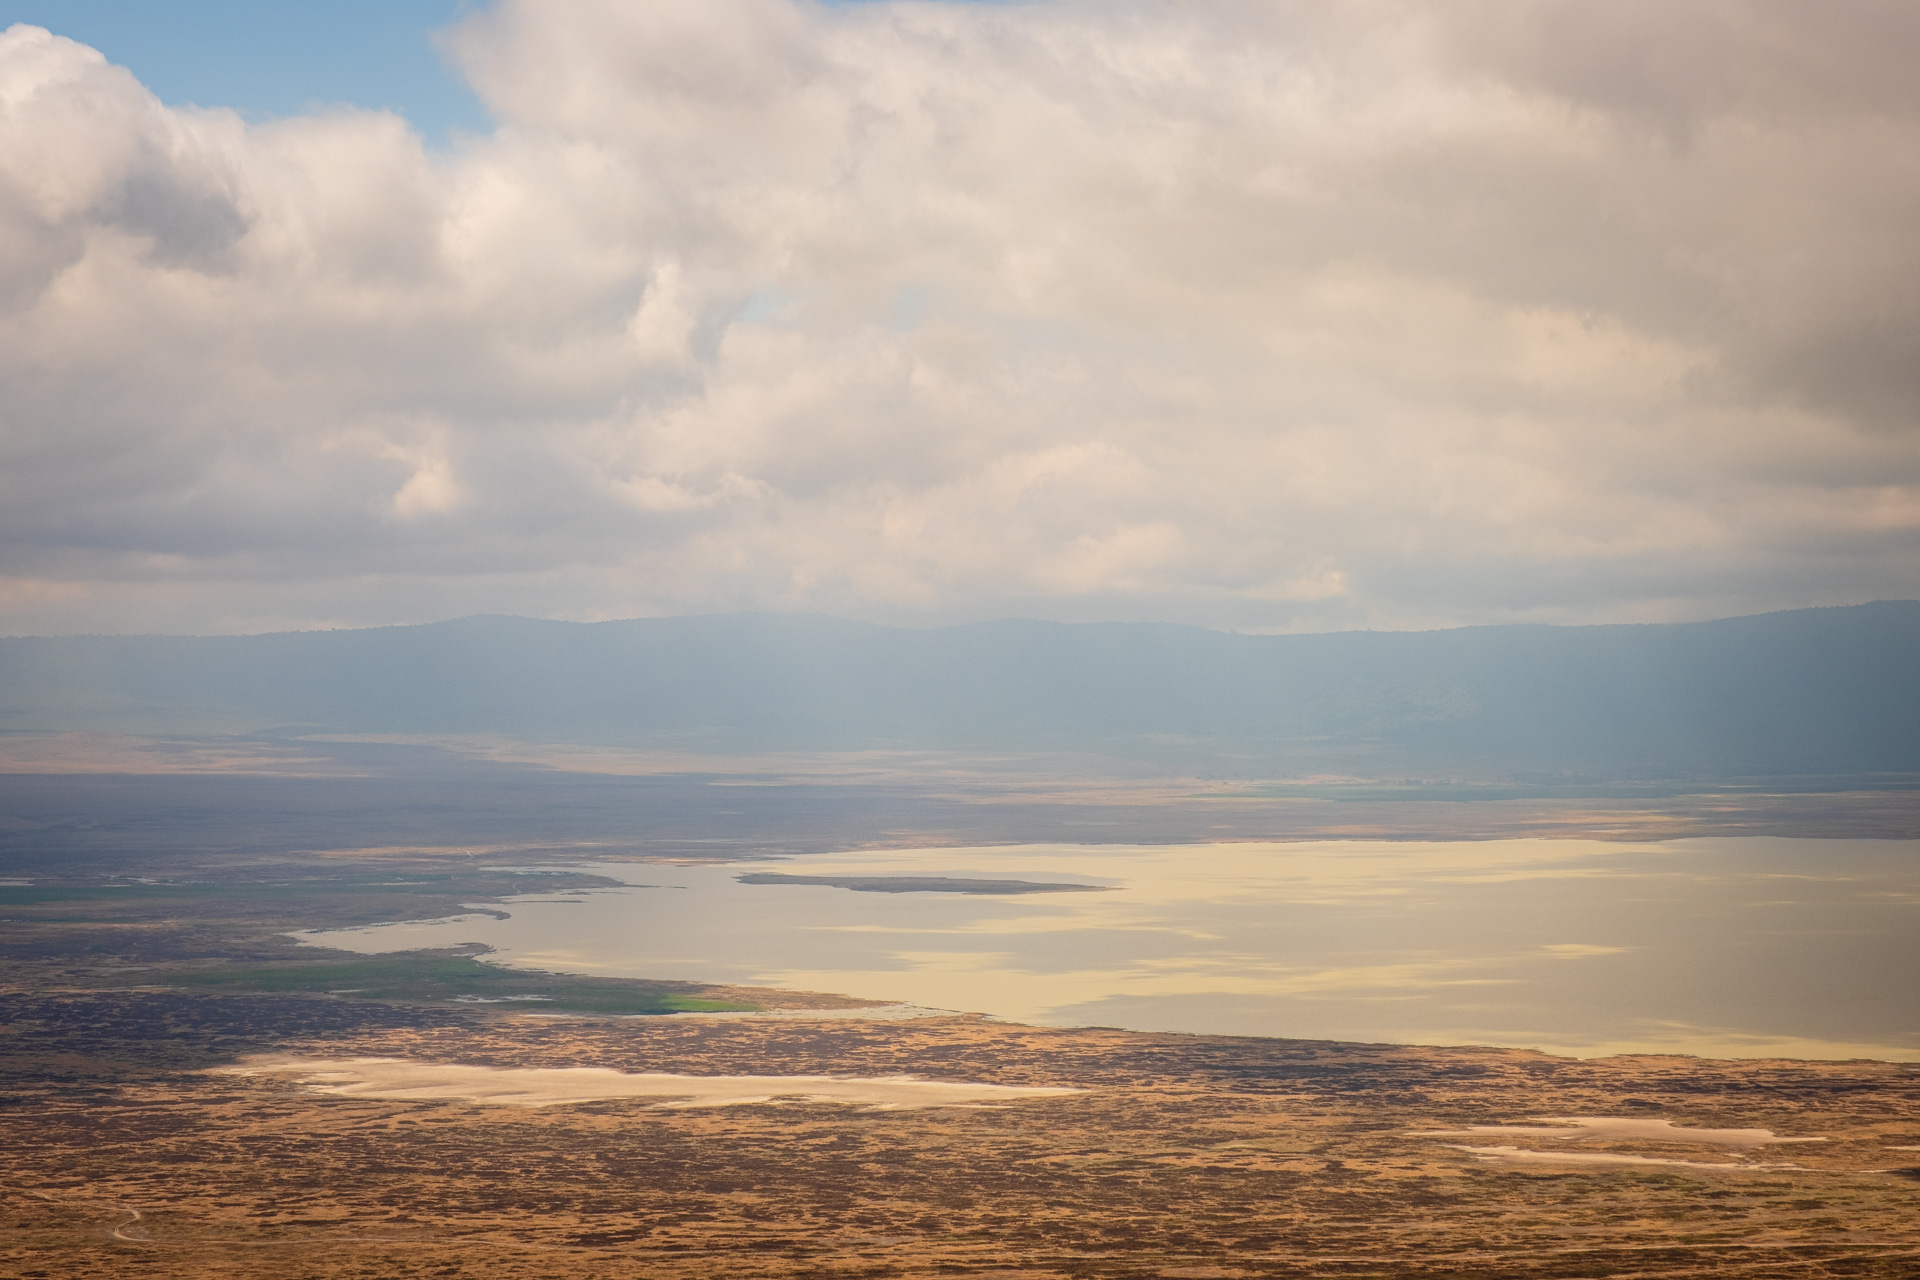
[4,990,1917,1278]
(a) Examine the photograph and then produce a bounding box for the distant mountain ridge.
[2,603,1916,779]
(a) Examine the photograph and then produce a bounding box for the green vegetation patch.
[165,951,756,1015]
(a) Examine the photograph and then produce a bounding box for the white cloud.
[0,2,1916,635]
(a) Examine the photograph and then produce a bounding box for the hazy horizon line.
[8,598,1916,644]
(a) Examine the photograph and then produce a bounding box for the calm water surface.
[304,837,1920,1060]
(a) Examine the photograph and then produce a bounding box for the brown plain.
[3,989,1919,1279]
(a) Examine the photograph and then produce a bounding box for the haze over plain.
[5,604,1918,778]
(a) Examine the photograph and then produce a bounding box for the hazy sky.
[2,0,1917,636]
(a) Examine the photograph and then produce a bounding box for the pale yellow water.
[301,836,1920,1061]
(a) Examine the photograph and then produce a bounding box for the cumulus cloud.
[0,1,1916,634]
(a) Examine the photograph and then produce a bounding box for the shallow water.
[301,837,1920,1060]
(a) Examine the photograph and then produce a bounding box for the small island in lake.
[735,872,1113,895]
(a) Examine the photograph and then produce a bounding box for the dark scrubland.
[163,952,754,1014]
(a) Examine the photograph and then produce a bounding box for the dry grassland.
[3,990,1917,1279]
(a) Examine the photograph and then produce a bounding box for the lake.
[303,837,1920,1060]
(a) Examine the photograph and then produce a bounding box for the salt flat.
[1446,1145,1808,1172]
[1417,1117,1830,1147]
[224,1055,1089,1109]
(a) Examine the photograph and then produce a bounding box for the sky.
[1,0,1917,637]
[0,1,490,142]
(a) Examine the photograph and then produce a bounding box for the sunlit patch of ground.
[1416,1116,1831,1147]
[1442,1144,1809,1171]
[1415,1115,1836,1172]
[222,1055,1090,1109]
